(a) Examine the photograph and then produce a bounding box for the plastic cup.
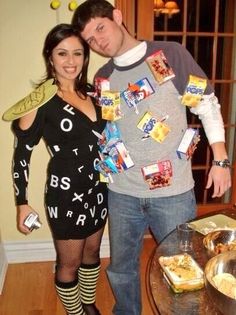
[177,223,195,252]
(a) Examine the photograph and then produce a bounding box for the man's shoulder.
[95,59,114,78]
[146,40,184,54]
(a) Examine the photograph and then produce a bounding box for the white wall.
[0,0,112,263]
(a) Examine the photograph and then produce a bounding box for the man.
[72,1,231,314]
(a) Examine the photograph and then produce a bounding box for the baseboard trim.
[4,236,110,264]
[0,245,8,295]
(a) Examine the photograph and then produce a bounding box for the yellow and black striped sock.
[55,278,85,315]
[78,262,101,314]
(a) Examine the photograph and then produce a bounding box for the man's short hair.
[72,0,115,32]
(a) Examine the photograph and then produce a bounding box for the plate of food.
[188,214,236,235]
[159,253,204,293]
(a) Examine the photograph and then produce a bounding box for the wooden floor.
[0,238,156,315]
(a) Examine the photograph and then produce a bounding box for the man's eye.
[97,25,104,32]
[88,38,95,46]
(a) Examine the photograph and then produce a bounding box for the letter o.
[60,118,73,132]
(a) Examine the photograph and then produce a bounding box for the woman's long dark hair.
[42,23,90,97]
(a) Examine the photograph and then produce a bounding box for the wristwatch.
[212,159,231,168]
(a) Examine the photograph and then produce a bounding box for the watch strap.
[212,159,230,168]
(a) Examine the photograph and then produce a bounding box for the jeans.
[106,189,196,315]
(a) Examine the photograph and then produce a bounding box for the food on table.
[213,241,236,254]
[159,253,204,292]
[212,272,236,299]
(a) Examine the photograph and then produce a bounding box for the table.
[147,208,236,315]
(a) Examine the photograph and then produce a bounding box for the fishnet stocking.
[82,228,104,264]
[54,227,105,283]
[54,239,85,283]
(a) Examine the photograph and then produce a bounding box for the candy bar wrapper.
[101,91,122,121]
[177,128,200,160]
[94,77,110,99]
[137,112,170,143]
[141,160,172,190]
[146,50,175,84]
[121,77,155,109]
[181,75,207,107]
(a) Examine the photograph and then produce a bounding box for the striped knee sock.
[55,278,85,315]
[78,262,101,314]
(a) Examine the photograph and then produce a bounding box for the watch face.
[2,79,58,121]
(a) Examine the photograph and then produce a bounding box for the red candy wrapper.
[146,50,175,84]
[95,77,110,99]
[141,160,172,190]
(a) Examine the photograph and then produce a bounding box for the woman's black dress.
[12,94,108,240]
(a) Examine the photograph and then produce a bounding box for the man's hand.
[206,165,231,198]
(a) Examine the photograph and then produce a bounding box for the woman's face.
[51,36,84,83]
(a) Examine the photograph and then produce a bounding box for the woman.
[12,24,107,315]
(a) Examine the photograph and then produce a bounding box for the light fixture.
[154,0,180,18]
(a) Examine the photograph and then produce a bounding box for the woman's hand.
[16,204,36,234]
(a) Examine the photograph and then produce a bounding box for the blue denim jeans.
[106,189,196,315]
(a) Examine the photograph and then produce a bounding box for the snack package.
[94,122,134,181]
[95,156,119,176]
[181,75,207,107]
[141,160,172,189]
[94,77,110,99]
[97,121,121,154]
[177,128,200,160]
[121,77,155,112]
[146,50,175,84]
[137,111,170,143]
[108,140,134,171]
[100,90,122,121]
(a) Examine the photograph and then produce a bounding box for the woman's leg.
[79,227,105,315]
[54,239,85,315]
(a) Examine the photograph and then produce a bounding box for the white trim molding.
[0,243,8,295]
[3,235,110,264]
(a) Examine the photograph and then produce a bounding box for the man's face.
[81,16,124,58]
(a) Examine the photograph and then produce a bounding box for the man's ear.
[113,9,123,26]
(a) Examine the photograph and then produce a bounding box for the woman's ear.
[113,9,123,26]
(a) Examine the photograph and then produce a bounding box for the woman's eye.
[58,52,67,56]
